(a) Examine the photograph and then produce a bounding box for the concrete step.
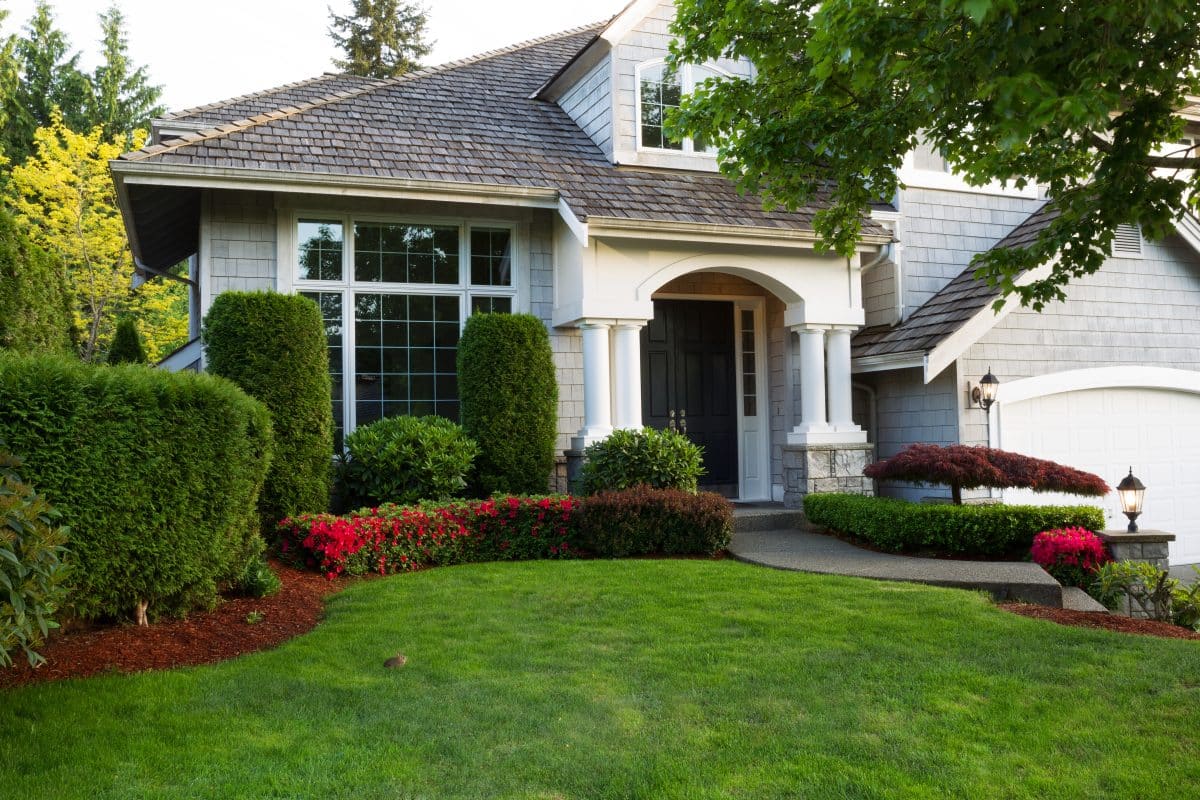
[1061,586,1109,613]
[732,506,805,533]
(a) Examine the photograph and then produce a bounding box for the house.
[111,0,1200,566]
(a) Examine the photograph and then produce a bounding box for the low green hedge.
[338,414,478,508]
[578,428,705,494]
[803,493,1105,557]
[0,355,273,620]
[577,486,733,557]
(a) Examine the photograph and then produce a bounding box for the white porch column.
[826,326,855,428]
[612,321,645,430]
[574,320,613,448]
[794,325,828,434]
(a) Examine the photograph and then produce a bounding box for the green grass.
[2,560,1198,799]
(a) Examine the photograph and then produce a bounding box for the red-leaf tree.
[864,444,1111,505]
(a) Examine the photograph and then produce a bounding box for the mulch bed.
[1000,602,1200,641]
[0,562,346,690]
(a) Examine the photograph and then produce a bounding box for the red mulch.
[0,561,345,689]
[1000,602,1200,641]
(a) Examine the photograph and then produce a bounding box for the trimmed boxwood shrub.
[578,427,705,494]
[803,493,1105,557]
[577,486,733,557]
[0,354,273,621]
[338,415,479,507]
[203,292,332,527]
[0,445,69,667]
[457,313,558,494]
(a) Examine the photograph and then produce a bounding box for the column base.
[570,428,613,451]
[786,424,868,446]
[781,442,874,509]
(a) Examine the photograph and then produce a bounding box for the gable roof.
[852,202,1059,364]
[114,23,890,271]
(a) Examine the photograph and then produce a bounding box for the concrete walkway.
[730,527,1064,607]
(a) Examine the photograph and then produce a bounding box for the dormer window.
[637,61,723,155]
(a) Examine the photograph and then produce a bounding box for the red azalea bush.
[864,444,1110,504]
[1030,527,1111,587]
[277,496,580,579]
[577,486,733,557]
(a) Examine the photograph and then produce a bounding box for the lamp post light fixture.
[971,367,1000,411]
[1117,467,1146,533]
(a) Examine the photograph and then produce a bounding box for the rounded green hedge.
[202,292,333,527]
[578,427,705,495]
[457,313,558,495]
[0,355,273,620]
[339,414,478,507]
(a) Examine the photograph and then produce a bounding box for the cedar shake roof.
[162,73,390,126]
[852,201,1058,360]
[120,24,889,240]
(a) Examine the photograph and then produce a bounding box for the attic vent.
[1113,224,1143,255]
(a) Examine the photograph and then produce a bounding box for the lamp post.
[971,367,1000,411]
[1117,467,1146,533]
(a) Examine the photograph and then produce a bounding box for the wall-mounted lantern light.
[1117,467,1146,533]
[970,367,1000,411]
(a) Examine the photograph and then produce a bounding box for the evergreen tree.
[106,317,147,364]
[0,206,75,355]
[89,5,164,144]
[0,5,18,145]
[328,0,431,79]
[2,1,91,163]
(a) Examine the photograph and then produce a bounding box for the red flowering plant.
[864,444,1110,505]
[277,495,581,580]
[1030,527,1111,587]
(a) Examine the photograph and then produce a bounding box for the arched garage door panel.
[1001,387,1200,565]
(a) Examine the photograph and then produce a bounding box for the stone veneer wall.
[781,444,874,509]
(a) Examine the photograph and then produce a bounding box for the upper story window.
[637,61,723,155]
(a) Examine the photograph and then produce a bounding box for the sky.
[0,0,622,112]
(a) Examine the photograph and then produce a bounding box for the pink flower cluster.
[1030,526,1111,587]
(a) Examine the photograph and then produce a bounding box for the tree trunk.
[951,484,963,505]
[134,599,149,627]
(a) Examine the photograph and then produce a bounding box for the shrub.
[578,428,705,495]
[203,292,332,527]
[0,207,74,356]
[106,317,148,364]
[458,313,558,494]
[233,555,282,598]
[577,487,733,557]
[0,446,69,667]
[803,493,1105,557]
[0,354,273,621]
[1092,561,1178,622]
[864,444,1110,504]
[1030,527,1111,587]
[338,415,479,507]
[278,496,580,578]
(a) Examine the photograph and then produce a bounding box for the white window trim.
[278,210,523,438]
[635,59,729,156]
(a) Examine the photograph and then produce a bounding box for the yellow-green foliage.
[6,112,187,362]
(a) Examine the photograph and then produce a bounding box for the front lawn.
[2,560,1197,799]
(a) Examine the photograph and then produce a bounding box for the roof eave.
[584,214,891,249]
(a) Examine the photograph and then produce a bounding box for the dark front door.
[641,299,738,496]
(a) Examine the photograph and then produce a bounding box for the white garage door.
[1000,387,1200,565]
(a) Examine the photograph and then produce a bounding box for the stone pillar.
[611,321,645,430]
[781,443,875,509]
[573,321,612,449]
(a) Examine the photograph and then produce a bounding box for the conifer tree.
[106,317,147,364]
[89,5,164,144]
[2,1,90,163]
[329,0,431,79]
